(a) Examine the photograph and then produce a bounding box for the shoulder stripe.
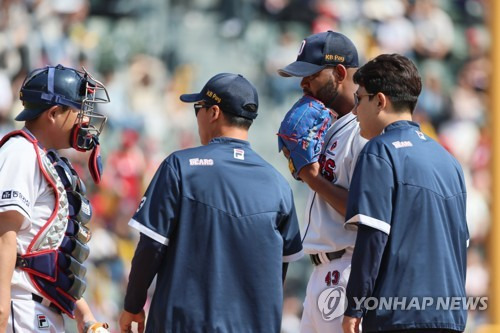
[345,214,391,235]
[0,204,30,218]
[128,218,169,245]
[283,250,304,263]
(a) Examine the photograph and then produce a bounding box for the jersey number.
[324,270,340,287]
[319,155,337,182]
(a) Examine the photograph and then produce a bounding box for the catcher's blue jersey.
[130,137,303,333]
[345,121,468,331]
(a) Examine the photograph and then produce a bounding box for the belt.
[310,249,346,266]
[32,294,62,314]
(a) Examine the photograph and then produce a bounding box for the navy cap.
[278,31,359,77]
[16,65,86,121]
[180,73,259,120]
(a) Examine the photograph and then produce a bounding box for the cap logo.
[298,40,306,56]
[206,90,222,103]
[325,54,345,62]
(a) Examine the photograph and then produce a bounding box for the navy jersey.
[345,121,468,331]
[130,137,303,333]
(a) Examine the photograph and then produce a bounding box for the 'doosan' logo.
[317,286,347,321]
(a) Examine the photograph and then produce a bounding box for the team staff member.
[119,73,303,333]
[278,31,367,332]
[0,65,110,332]
[343,54,468,332]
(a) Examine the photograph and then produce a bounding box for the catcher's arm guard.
[84,321,110,333]
[277,95,336,180]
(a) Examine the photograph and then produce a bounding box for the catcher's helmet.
[17,64,110,150]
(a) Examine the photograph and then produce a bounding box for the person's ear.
[209,105,221,123]
[376,93,387,110]
[333,64,347,82]
[45,105,60,123]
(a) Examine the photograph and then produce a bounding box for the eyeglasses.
[353,93,375,107]
[194,103,213,116]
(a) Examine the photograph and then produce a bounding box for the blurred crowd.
[0,0,492,332]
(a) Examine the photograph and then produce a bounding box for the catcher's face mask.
[64,68,110,184]
[70,67,109,152]
[68,68,109,184]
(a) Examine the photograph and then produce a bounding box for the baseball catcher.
[277,95,337,179]
[0,64,110,332]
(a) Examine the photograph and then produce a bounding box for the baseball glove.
[277,95,336,179]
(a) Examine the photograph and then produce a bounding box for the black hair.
[353,54,422,113]
[221,104,257,130]
[22,103,70,121]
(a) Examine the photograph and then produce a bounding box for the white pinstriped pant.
[300,254,352,333]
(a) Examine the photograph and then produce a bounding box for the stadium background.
[0,0,495,332]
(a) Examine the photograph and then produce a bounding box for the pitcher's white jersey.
[302,112,367,254]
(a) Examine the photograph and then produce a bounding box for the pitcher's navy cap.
[278,31,359,77]
[180,73,259,120]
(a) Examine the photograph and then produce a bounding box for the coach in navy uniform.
[343,54,468,333]
[119,73,304,333]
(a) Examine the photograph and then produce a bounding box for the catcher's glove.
[84,321,110,333]
[277,95,336,179]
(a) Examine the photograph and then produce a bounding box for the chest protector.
[0,130,93,318]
